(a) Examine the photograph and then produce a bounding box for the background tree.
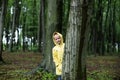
[0,0,8,63]
[116,0,120,53]
[38,0,45,53]
[62,0,71,39]
[21,0,27,52]
[9,0,22,52]
[88,0,119,56]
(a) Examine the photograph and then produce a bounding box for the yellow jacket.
[52,32,65,75]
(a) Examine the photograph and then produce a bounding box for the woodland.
[0,0,120,80]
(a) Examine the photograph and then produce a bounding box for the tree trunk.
[104,0,110,54]
[5,14,10,51]
[62,0,81,79]
[22,12,27,52]
[0,0,8,63]
[27,0,58,74]
[38,0,45,52]
[76,0,92,79]
[62,0,92,80]
[41,0,58,72]
[9,0,21,52]
[96,0,104,55]
[89,0,95,55]
[111,0,116,52]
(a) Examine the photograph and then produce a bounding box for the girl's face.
[54,34,61,45]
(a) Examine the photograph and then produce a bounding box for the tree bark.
[62,0,82,80]
[62,0,92,80]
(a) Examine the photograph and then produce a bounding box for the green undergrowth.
[22,68,57,80]
[0,68,57,80]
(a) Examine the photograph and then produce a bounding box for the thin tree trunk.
[22,12,26,51]
[38,0,45,53]
[96,0,104,55]
[0,0,8,63]
[111,0,116,52]
[5,15,10,50]
[9,0,21,52]
[62,0,71,39]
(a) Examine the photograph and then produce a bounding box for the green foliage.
[21,68,57,80]
[87,70,114,80]
[39,70,57,80]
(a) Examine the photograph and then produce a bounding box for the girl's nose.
[58,39,61,42]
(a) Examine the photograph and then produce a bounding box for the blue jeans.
[57,75,62,80]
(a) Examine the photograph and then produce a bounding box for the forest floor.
[86,55,120,80]
[0,52,42,80]
[0,52,120,80]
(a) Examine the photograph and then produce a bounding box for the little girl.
[52,32,65,80]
